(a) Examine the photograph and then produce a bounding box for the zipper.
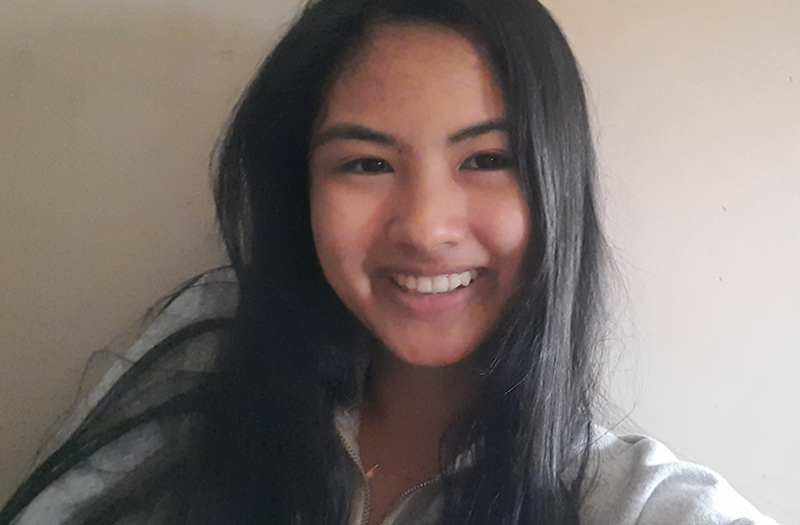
[377,476,439,525]
[336,427,371,525]
[336,427,440,525]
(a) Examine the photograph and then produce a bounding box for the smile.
[391,270,479,294]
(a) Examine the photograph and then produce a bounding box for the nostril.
[390,218,468,253]
[387,186,469,251]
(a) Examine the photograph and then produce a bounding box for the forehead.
[317,23,505,133]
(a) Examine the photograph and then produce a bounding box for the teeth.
[447,274,461,290]
[392,270,477,294]
[417,277,433,293]
[432,275,449,293]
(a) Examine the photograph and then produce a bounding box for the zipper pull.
[365,463,380,480]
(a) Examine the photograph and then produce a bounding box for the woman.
[1,0,776,523]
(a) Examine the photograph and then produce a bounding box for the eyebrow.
[312,124,397,150]
[311,119,508,150]
[447,119,508,143]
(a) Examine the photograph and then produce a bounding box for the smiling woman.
[308,26,531,517]
[0,0,784,524]
[310,23,529,369]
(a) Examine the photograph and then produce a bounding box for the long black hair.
[1,0,606,523]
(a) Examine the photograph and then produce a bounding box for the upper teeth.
[394,270,477,294]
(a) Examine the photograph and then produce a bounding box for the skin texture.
[309,23,531,523]
[309,23,529,369]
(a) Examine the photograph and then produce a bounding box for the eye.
[460,152,513,171]
[340,157,394,175]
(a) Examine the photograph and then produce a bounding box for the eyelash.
[338,152,513,175]
[460,152,513,171]
[340,157,394,174]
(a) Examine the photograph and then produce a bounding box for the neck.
[362,347,479,453]
[355,349,479,524]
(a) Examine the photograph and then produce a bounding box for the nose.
[386,162,468,253]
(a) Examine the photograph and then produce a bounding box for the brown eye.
[341,157,394,174]
[460,152,513,171]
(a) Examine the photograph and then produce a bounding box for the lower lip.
[381,277,476,315]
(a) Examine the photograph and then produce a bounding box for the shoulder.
[10,268,238,524]
[580,429,778,525]
[131,266,238,354]
[35,268,237,459]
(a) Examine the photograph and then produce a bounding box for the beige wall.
[1,1,798,522]
[553,2,800,523]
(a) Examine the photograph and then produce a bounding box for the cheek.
[310,182,377,299]
[492,208,529,257]
[311,190,350,283]
[474,192,530,272]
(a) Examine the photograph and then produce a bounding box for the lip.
[375,270,482,315]
[380,266,483,278]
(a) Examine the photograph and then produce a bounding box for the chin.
[385,339,479,368]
